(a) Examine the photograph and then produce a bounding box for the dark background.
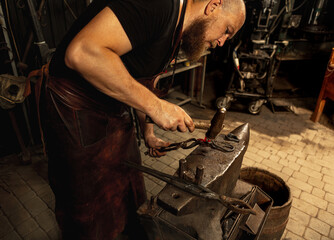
[0,0,88,157]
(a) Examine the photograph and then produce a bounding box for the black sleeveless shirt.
[49,0,181,80]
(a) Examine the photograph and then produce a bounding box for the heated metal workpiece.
[157,123,250,216]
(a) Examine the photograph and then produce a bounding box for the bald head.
[221,0,246,23]
[221,0,245,12]
[194,0,245,10]
[195,0,245,7]
[195,0,246,21]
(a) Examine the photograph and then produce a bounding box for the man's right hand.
[149,99,195,132]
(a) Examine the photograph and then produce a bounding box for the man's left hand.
[145,133,170,158]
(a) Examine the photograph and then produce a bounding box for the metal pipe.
[25,0,50,64]
[21,0,46,64]
[26,0,44,42]
[309,0,326,25]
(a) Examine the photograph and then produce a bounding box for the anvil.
[157,123,250,216]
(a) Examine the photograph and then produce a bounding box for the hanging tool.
[124,160,256,215]
[25,0,52,64]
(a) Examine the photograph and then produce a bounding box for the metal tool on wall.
[25,0,54,64]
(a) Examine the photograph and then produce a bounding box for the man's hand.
[145,133,170,158]
[136,110,171,158]
[149,99,195,132]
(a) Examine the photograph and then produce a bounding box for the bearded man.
[39,0,245,239]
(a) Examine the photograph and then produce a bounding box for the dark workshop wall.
[1,0,88,73]
[0,0,88,157]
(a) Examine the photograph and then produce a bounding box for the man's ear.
[204,0,222,15]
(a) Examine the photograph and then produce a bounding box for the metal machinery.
[216,0,334,114]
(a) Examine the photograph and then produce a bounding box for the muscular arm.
[65,7,194,132]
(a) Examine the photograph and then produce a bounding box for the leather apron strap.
[27,63,50,154]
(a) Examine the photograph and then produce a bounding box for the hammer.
[205,107,226,140]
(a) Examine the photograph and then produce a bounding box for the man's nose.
[217,35,228,47]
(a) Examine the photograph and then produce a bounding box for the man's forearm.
[65,43,160,116]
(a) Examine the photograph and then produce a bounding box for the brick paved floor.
[0,99,333,240]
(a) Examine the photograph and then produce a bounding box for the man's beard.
[180,18,210,62]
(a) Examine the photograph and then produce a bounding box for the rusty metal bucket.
[239,167,292,240]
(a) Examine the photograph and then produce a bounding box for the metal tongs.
[144,137,235,155]
[124,161,256,215]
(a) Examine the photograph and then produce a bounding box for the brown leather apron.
[37,72,146,239]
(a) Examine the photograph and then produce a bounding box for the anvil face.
[157,123,250,215]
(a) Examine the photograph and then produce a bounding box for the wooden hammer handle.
[145,116,211,130]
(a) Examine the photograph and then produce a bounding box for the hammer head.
[205,108,226,140]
